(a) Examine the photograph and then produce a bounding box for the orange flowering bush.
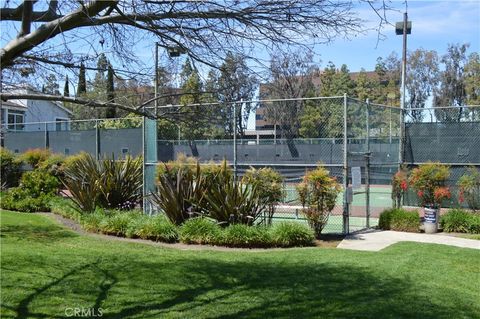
[409,162,450,207]
[457,166,480,211]
[392,169,408,208]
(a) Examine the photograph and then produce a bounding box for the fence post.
[233,102,238,182]
[44,122,49,149]
[342,93,349,234]
[95,119,100,160]
[365,99,370,229]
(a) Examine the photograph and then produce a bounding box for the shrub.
[151,163,206,225]
[20,148,51,169]
[219,224,273,248]
[98,211,140,236]
[81,210,106,233]
[271,222,315,247]
[378,208,420,232]
[0,188,52,212]
[0,147,23,188]
[126,214,178,242]
[49,196,81,221]
[156,153,197,182]
[19,170,60,197]
[203,161,269,226]
[409,162,450,207]
[391,168,408,208]
[38,153,66,179]
[242,167,284,225]
[440,209,480,234]
[179,217,222,244]
[296,166,341,237]
[61,153,143,213]
[458,167,480,211]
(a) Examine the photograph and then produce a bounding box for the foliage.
[457,166,480,211]
[19,148,51,169]
[125,214,178,243]
[271,222,315,247]
[0,169,59,212]
[296,166,341,237]
[156,153,198,182]
[179,217,223,245]
[19,170,60,197]
[391,169,408,208]
[378,208,420,233]
[218,224,273,248]
[0,188,52,212]
[61,153,143,213]
[151,163,206,225]
[440,209,480,234]
[203,161,269,225]
[49,196,81,221]
[38,153,66,179]
[0,147,23,188]
[98,211,141,236]
[242,167,284,225]
[409,162,451,207]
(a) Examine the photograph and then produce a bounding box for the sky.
[314,0,480,72]
[1,1,479,87]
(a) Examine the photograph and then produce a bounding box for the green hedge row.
[378,208,420,232]
[440,209,480,234]
[49,197,315,248]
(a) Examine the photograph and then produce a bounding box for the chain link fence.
[3,98,478,233]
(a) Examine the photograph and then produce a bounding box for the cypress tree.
[64,74,70,97]
[77,63,87,95]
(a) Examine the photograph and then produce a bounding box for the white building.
[1,87,72,131]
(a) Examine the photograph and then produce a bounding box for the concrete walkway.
[337,229,480,251]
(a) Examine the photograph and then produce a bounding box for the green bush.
[19,170,60,197]
[219,224,273,248]
[61,153,143,212]
[49,197,81,221]
[98,211,140,236]
[179,217,222,244]
[271,222,315,247]
[20,148,51,169]
[126,214,178,242]
[441,209,480,234]
[81,210,107,233]
[296,166,341,237]
[203,161,269,225]
[0,188,52,212]
[242,167,284,225]
[151,163,206,225]
[457,167,480,211]
[38,154,66,179]
[379,208,420,232]
[0,147,23,188]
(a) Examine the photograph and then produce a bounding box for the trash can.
[424,206,439,234]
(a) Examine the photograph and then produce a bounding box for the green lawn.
[1,211,479,319]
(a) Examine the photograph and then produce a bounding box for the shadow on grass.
[2,255,477,319]
[0,223,78,242]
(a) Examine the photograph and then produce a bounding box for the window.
[7,110,25,131]
[55,118,68,131]
[255,114,263,120]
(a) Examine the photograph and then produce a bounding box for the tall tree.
[406,49,439,122]
[217,53,257,137]
[63,74,70,97]
[263,51,318,138]
[77,63,87,96]
[433,43,469,122]
[464,52,480,106]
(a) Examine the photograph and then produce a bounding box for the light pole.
[395,12,411,168]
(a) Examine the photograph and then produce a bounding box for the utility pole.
[396,12,411,168]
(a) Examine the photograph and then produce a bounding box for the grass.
[1,210,480,319]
